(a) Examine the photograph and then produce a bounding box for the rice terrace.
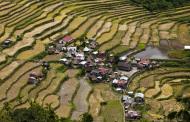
[0,0,190,122]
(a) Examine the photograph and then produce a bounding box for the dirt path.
[71,78,92,120]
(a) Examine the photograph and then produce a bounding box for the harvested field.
[16,41,45,60]
[56,78,79,118]
[43,95,59,109]
[160,99,183,115]
[0,61,23,80]
[100,100,124,122]
[71,78,92,120]
[157,84,173,100]
[130,67,190,120]
[86,20,104,38]
[145,81,161,98]
[1,0,190,120]
[0,53,6,64]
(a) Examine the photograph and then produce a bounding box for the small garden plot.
[0,62,39,101]
[0,61,23,80]
[156,84,173,100]
[71,16,100,39]
[100,100,124,122]
[158,22,175,31]
[99,31,126,51]
[43,94,60,109]
[140,75,155,89]
[97,20,119,44]
[64,16,87,33]
[71,78,92,120]
[95,21,112,39]
[145,81,161,98]
[86,20,104,38]
[17,41,45,60]
[130,27,143,48]
[160,99,183,115]
[121,21,137,46]
[3,67,42,104]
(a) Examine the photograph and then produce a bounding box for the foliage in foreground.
[130,0,190,11]
[0,102,93,122]
[0,102,71,122]
[167,97,190,122]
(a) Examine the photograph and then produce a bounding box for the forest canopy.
[129,0,190,11]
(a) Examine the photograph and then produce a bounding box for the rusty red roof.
[63,35,73,42]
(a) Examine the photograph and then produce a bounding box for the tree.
[0,102,73,122]
[81,113,93,122]
[167,97,190,122]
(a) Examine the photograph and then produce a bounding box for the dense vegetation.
[0,102,93,122]
[0,102,72,122]
[168,97,190,122]
[130,0,190,11]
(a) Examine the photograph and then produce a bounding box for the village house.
[88,40,98,49]
[134,93,144,104]
[2,39,12,48]
[42,61,50,70]
[112,76,128,89]
[63,35,74,43]
[59,58,72,66]
[125,110,141,120]
[119,56,127,61]
[83,47,92,53]
[28,72,45,84]
[184,45,190,50]
[117,61,132,71]
[67,46,77,55]
[47,45,56,54]
[137,58,151,69]
[122,95,134,109]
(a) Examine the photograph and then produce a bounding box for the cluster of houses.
[44,35,159,92]
[28,61,50,84]
[122,92,145,120]
[117,55,158,71]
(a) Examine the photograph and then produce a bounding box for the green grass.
[167,50,190,59]
[100,100,124,122]
[110,45,129,55]
[137,43,146,50]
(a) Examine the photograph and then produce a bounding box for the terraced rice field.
[0,0,190,121]
[129,67,190,120]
